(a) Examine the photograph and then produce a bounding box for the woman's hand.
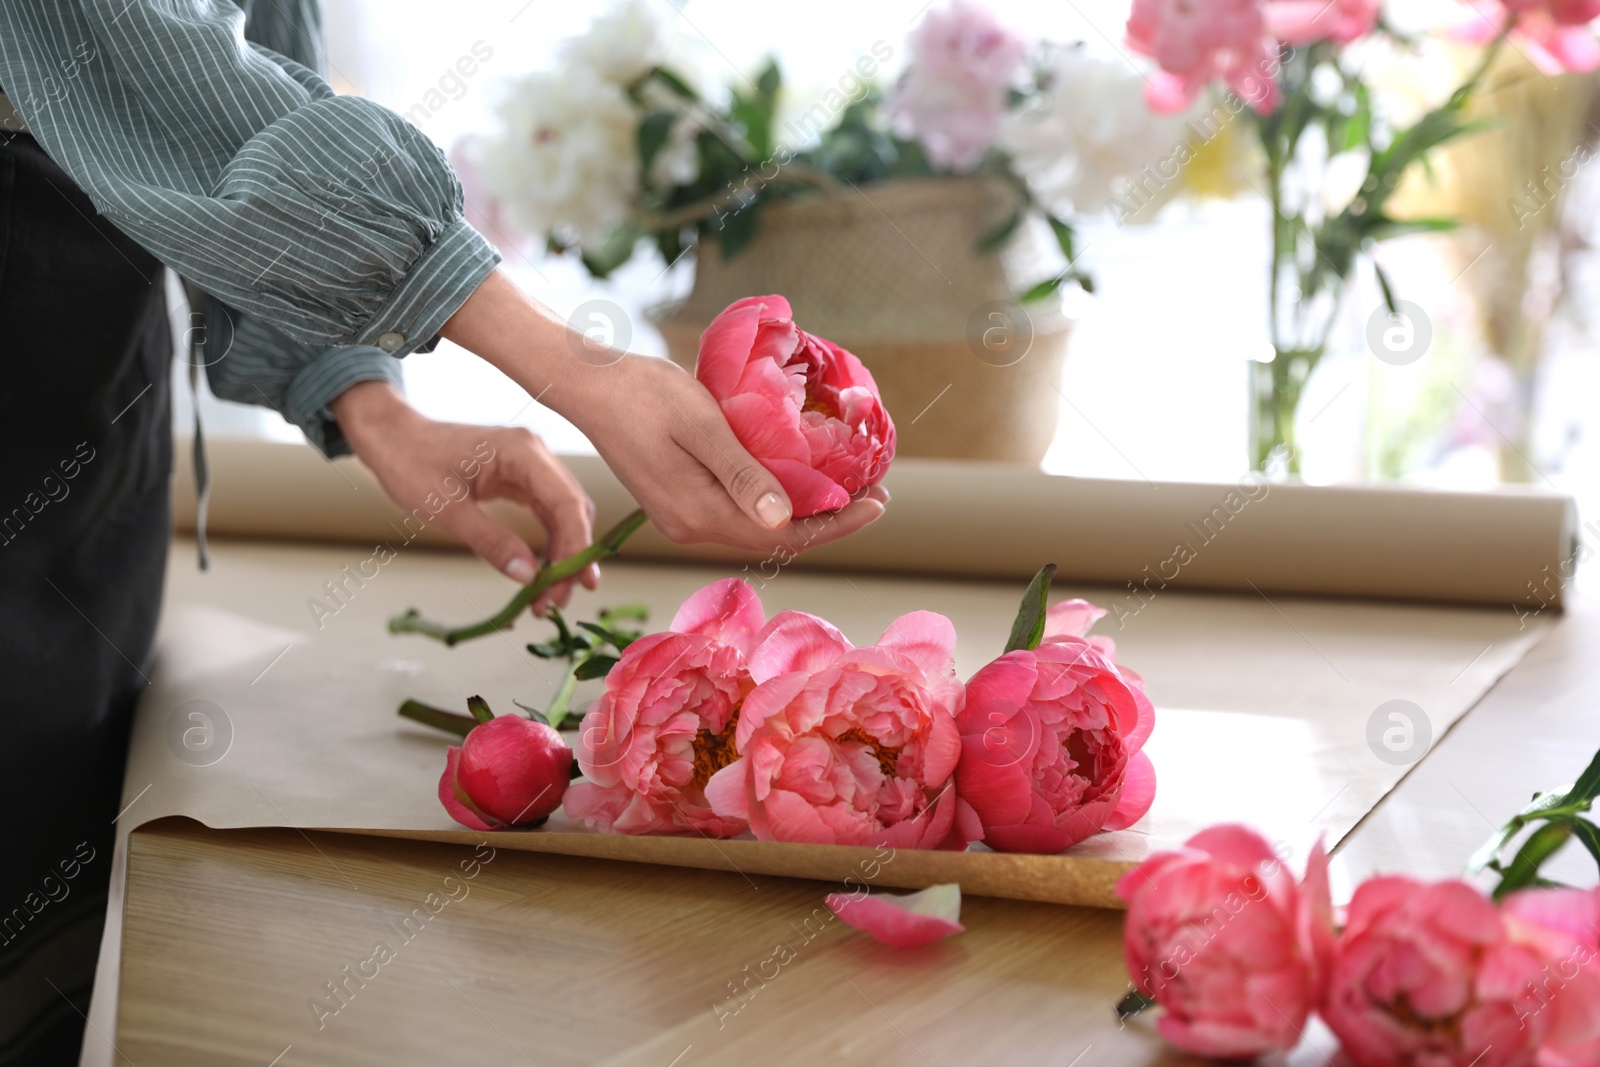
[441,271,888,555]
[566,355,888,552]
[330,381,598,614]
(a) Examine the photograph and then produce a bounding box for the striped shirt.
[0,0,500,454]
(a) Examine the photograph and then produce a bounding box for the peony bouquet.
[1122,0,1600,473]
[457,0,1190,301]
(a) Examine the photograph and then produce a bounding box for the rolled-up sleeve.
[0,0,499,354]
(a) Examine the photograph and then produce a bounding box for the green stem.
[397,699,477,738]
[544,658,584,730]
[388,509,649,646]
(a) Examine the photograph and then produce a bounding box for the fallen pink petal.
[826,883,966,947]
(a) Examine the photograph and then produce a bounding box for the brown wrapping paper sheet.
[113,539,1550,906]
[173,437,1579,609]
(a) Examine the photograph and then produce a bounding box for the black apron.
[0,128,171,1066]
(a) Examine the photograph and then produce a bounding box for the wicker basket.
[652,176,1071,465]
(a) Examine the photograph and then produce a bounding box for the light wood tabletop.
[113,602,1600,1067]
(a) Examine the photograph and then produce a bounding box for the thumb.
[437,501,538,583]
[689,423,792,530]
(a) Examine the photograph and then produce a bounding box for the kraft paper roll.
[171,436,1579,610]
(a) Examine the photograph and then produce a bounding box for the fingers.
[433,499,539,584]
[676,409,793,532]
[484,429,597,615]
[764,492,888,555]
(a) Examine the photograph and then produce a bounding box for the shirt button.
[376,332,406,352]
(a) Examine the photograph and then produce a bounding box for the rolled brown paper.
[171,436,1578,610]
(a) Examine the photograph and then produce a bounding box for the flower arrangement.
[397,565,1154,855]
[1115,748,1600,1066]
[459,0,1189,301]
[391,296,1153,855]
[1124,0,1600,474]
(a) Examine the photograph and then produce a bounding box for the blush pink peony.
[888,0,1029,171]
[564,578,766,837]
[953,600,1155,854]
[704,609,977,850]
[1320,877,1561,1067]
[1464,1,1600,72]
[1266,0,1381,46]
[1127,0,1283,112]
[439,714,572,831]
[695,295,895,519]
[1118,825,1334,1060]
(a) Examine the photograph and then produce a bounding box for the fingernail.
[756,492,791,530]
[868,484,891,504]
[506,557,536,584]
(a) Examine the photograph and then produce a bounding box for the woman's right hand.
[442,270,888,557]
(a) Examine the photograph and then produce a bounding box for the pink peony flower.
[888,0,1029,171]
[1501,887,1600,1067]
[1127,0,1283,113]
[1118,825,1334,1060]
[564,578,766,837]
[953,600,1155,854]
[704,609,977,850]
[1463,1,1600,73]
[696,295,895,519]
[439,714,572,831]
[1266,0,1381,46]
[826,883,966,947]
[1321,877,1561,1067]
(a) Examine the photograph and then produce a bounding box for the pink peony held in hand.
[1118,825,1334,1060]
[696,295,895,519]
[1320,877,1564,1067]
[954,600,1155,854]
[439,715,572,831]
[705,609,977,850]
[888,0,1029,171]
[564,579,765,837]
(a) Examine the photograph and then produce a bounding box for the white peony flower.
[475,66,640,250]
[562,0,673,87]
[998,47,1192,216]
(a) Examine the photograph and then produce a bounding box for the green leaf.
[1019,275,1065,304]
[1492,819,1574,901]
[638,110,677,176]
[1570,817,1600,877]
[574,655,620,681]
[755,57,781,99]
[712,196,765,259]
[978,207,1022,253]
[1374,263,1399,316]
[648,66,699,101]
[1564,746,1600,805]
[512,699,552,727]
[1047,214,1077,264]
[466,695,496,724]
[579,225,642,279]
[577,621,638,651]
[1363,216,1459,243]
[1003,564,1057,654]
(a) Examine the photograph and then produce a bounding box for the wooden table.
[112,603,1599,1066]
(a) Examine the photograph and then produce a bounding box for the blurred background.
[175,0,1600,527]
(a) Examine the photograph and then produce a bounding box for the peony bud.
[438,715,571,831]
